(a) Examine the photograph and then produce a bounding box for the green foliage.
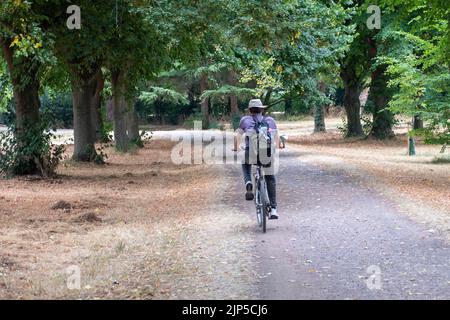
[0,61,13,113]
[338,114,373,137]
[0,120,66,177]
[0,0,56,95]
[207,119,225,131]
[40,92,73,128]
[139,87,192,125]
[377,1,450,147]
[361,114,374,136]
[183,112,226,130]
[183,112,203,129]
[137,86,192,125]
[183,115,224,130]
[337,116,348,137]
[1,0,447,160]
[99,104,113,143]
[281,114,309,122]
[233,0,352,105]
[231,113,241,131]
[200,85,256,102]
[0,1,54,58]
[140,87,189,106]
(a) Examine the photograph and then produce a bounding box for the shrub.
[338,115,372,137]
[431,155,450,164]
[0,120,66,177]
[183,113,203,129]
[231,113,242,131]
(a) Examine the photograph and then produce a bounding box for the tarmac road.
[228,147,450,300]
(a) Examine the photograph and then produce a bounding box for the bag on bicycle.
[245,116,273,167]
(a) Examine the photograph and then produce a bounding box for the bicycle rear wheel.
[255,184,263,228]
[259,179,270,233]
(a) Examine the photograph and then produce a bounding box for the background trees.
[0,0,57,174]
[43,1,115,162]
[380,0,449,148]
[1,0,448,176]
[105,0,167,152]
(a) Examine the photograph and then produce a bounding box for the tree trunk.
[229,95,240,130]
[413,115,424,130]
[2,42,42,174]
[340,66,364,137]
[408,136,416,156]
[227,70,240,130]
[230,95,239,117]
[111,70,129,152]
[200,74,210,130]
[2,43,40,133]
[127,99,142,147]
[367,36,395,139]
[72,73,99,162]
[155,100,164,125]
[91,69,105,141]
[314,105,326,133]
[284,97,293,116]
[314,82,327,133]
[370,83,394,139]
[227,70,239,117]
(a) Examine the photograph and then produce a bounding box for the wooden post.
[408,136,416,156]
[408,117,416,156]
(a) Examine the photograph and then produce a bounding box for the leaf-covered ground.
[0,140,257,299]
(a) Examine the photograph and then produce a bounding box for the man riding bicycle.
[234,99,283,220]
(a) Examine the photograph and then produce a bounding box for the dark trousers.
[242,164,277,209]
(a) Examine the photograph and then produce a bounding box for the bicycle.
[234,133,287,233]
[253,134,287,233]
[253,164,271,233]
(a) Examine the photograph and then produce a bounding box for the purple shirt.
[238,115,278,134]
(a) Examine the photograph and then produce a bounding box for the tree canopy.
[1,0,449,175]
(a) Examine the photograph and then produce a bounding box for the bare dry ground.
[0,140,257,299]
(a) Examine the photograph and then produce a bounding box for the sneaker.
[269,208,279,220]
[245,182,254,201]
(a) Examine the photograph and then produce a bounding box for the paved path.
[227,148,450,300]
